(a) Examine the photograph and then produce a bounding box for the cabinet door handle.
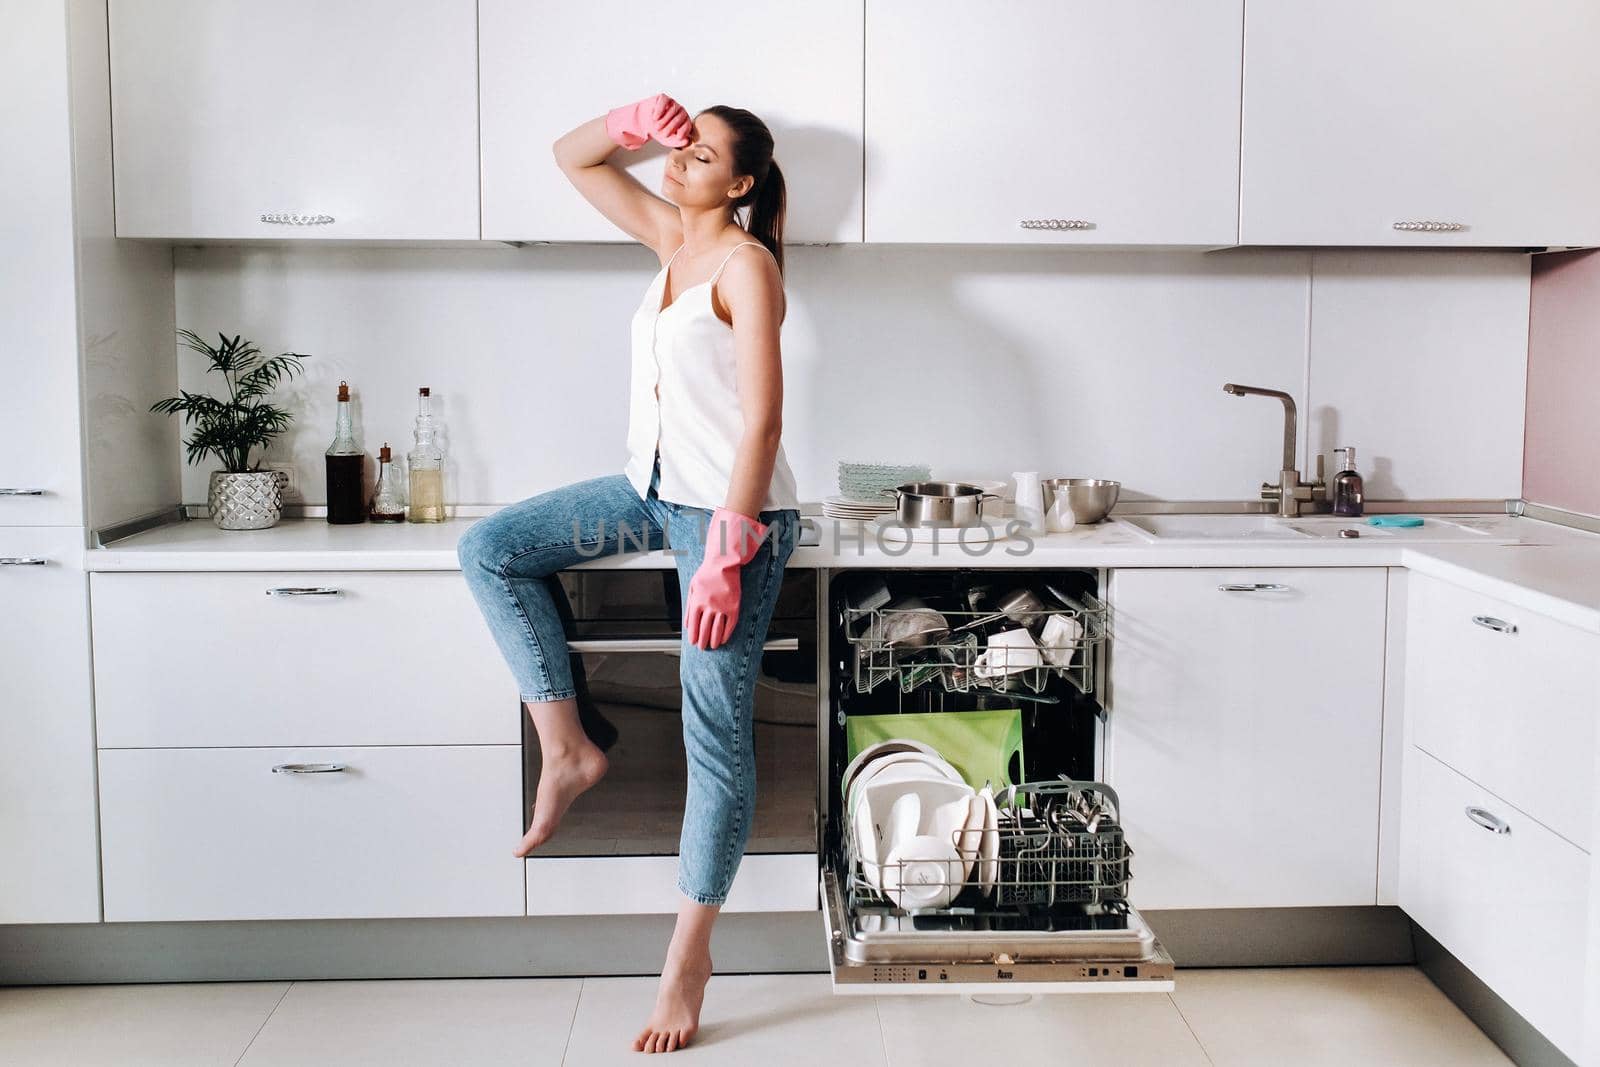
[567,636,800,654]
[271,763,348,774]
[1217,583,1288,592]
[0,488,46,495]
[1,557,49,566]
[1471,615,1517,635]
[1019,218,1094,231]
[265,587,343,597]
[1464,806,1510,835]
[260,213,335,226]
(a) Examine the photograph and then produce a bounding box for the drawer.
[1406,572,1596,850]
[91,571,520,747]
[1400,747,1588,1059]
[99,745,525,921]
[525,854,817,915]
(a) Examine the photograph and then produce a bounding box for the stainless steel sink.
[1119,515,1313,541]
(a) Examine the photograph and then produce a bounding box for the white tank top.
[623,240,801,513]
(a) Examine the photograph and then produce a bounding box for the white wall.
[170,245,1531,509]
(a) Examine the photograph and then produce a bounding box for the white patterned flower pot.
[207,470,287,530]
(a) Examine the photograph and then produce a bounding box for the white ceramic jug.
[1011,471,1044,533]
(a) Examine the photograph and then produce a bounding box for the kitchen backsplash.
[172,245,1531,509]
[1525,248,1600,519]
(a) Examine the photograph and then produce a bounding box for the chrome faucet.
[1222,383,1326,517]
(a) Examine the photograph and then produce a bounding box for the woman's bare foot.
[633,949,713,1053]
[512,740,608,857]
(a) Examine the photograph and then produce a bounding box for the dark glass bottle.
[1331,446,1365,517]
[325,380,367,524]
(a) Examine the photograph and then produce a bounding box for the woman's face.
[661,112,751,209]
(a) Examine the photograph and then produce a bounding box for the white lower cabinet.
[1107,567,1388,909]
[91,571,519,748]
[0,528,99,923]
[1401,747,1589,1060]
[98,745,525,921]
[525,854,817,916]
[1406,570,1596,851]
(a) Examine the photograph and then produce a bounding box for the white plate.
[849,753,965,815]
[976,785,1000,898]
[841,739,942,803]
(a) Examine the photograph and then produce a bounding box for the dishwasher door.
[817,567,1175,995]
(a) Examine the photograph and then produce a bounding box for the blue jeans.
[456,454,800,905]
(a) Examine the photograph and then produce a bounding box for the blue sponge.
[1367,515,1424,528]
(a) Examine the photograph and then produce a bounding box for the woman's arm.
[716,250,788,520]
[552,116,680,253]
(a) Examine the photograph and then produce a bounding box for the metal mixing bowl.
[1041,478,1121,524]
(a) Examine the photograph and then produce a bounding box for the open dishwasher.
[819,567,1175,994]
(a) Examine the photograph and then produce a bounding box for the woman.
[456,93,802,1054]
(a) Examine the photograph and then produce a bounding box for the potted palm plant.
[151,330,310,530]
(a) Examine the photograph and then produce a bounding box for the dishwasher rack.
[844,592,1108,697]
[845,779,1131,916]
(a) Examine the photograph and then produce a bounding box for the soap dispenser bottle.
[1331,447,1365,517]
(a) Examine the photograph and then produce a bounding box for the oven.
[520,566,821,914]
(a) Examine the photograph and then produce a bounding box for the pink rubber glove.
[604,93,693,152]
[684,507,769,651]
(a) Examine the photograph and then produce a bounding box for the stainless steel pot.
[879,480,1001,527]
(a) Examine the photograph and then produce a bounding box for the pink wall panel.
[1524,249,1600,516]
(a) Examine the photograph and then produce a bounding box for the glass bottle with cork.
[406,387,446,523]
[369,442,406,522]
[324,380,366,524]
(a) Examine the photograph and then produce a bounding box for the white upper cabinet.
[108,0,480,240]
[1240,0,1600,247]
[1,0,84,525]
[864,1,1243,246]
[480,0,863,243]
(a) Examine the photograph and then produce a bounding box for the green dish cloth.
[1368,515,1424,527]
[845,709,1024,793]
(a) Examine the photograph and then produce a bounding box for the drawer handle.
[567,636,800,654]
[1,557,49,566]
[1218,583,1288,593]
[266,587,343,597]
[1464,806,1510,835]
[0,488,46,495]
[1471,615,1517,635]
[271,763,348,774]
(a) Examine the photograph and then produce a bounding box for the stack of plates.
[823,495,895,520]
[837,460,931,504]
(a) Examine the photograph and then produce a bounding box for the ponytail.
[702,105,785,276]
[744,159,786,276]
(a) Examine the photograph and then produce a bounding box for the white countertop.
[89,512,1600,631]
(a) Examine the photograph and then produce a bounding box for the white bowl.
[882,834,964,910]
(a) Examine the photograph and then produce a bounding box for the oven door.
[522,568,820,915]
[818,567,1175,994]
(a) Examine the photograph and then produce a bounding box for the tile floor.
[0,967,1513,1066]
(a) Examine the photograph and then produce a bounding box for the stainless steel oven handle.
[567,636,800,654]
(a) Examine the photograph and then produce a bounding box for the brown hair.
[701,105,786,276]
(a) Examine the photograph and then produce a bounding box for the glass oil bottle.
[406,387,446,523]
[369,442,406,522]
[325,380,366,524]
